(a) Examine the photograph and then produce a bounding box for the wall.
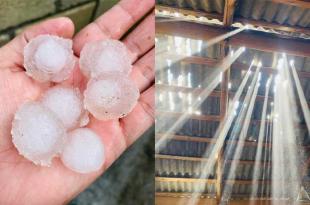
[0,0,119,46]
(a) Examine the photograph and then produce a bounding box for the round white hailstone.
[41,86,88,130]
[61,128,105,174]
[79,39,132,78]
[24,34,75,82]
[11,102,66,166]
[84,74,140,120]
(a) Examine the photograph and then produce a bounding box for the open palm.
[0,0,154,204]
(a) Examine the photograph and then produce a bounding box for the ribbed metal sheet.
[157,0,310,28]
[156,180,216,194]
[236,0,310,28]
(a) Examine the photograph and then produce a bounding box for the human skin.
[0,0,154,204]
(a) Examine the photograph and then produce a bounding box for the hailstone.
[61,128,105,174]
[84,74,139,120]
[24,35,75,82]
[41,86,89,130]
[79,39,132,78]
[11,102,66,166]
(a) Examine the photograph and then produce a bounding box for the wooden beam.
[269,0,310,8]
[234,17,310,36]
[223,0,237,26]
[155,154,272,166]
[156,21,310,57]
[155,194,308,205]
[161,54,310,78]
[155,195,217,205]
[156,111,221,121]
[155,133,310,149]
[156,5,222,21]
[156,177,271,185]
[156,111,271,124]
[156,84,310,107]
[156,177,217,184]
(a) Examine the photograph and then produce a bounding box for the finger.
[0,17,74,69]
[130,48,154,92]
[120,85,155,147]
[73,0,154,56]
[123,13,155,63]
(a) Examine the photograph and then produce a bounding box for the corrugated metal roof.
[156,0,310,38]
[155,31,310,199]
[236,0,310,28]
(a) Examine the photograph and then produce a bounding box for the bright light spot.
[174,36,182,47]
[244,103,247,108]
[155,38,158,43]
[258,61,262,67]
[169,92,174,110]
[258,72,262,81]
[188,106,193,113]
[241,46,246,52]
[230,50,234,56]
[198,96,201,101]
[187,93,192,105]
[248,86,251,90]
[277,59,283,69]
[198,84,201,88]
[228,82,232,90]
[198,40,203,52]
[178,75,183,86]
[167,69,173,85]
[167,46,171,51]
[178,92,183,98]
[245,24,250,29]
[162,10,169,15]
[187,73,192,87]
[290,59,294,67]
[167,59,172,67]
[233,110,237,116]
[195,111,201,115]
[159,94,163,102]
[234,101,240,110]
[267,115,270,120]
[219,72,223,83]
[186,39,191,56]
[174,12,180,17]
[271,102,274,106]
[198,17,204,21]
[157,80,162,84]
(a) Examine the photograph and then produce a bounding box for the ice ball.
[79,39,132,78]
[24,35,75,82]
[61,128,105,174]
[84,74,139,120]
[41,86,88,130]
[11,102,66,166]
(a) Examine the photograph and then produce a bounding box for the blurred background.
[0,0,154,204]
[0,0,117,45]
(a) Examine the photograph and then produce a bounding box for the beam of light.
[185,60,256,205]
[250,76,272,202]
[272,54,302,204]
[221,64,261,202]
[290,60,310,132]
[156,47,246,151]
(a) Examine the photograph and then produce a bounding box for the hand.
[0,0,154,204]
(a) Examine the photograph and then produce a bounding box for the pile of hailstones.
[11,35,139,174]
